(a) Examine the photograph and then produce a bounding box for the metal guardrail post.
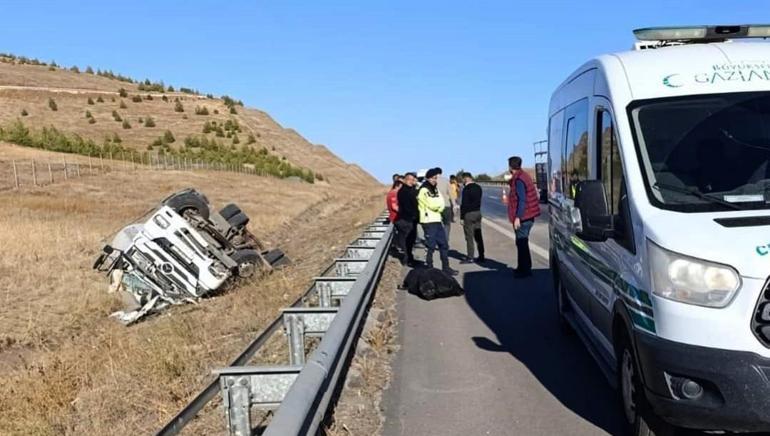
[314,277,356,307]
[334,258,368,277]
[285,314,306,366]
[344,246,375,259]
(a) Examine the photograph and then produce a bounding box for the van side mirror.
[574,180,613,242]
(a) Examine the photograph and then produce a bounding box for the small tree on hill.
[229,106,237,114]
[122,120,131,129]
[167,85,175,92]
[213,109,219,114]
[70,66,80,73]
[195,106,209,115]
[119,100,127,109]
[163,130,175,143]
[232,134,240,145]
[85,66,94,74]
[131,95,142,103]
[48,98,58,111]
[144,117,155,127]
[246,133,256,144]
[112,110,122,122]
[87,97,95,105]
[85,110,92,118]
[146,94,153,101]
[20,108,28,117]
[96,96,104,103]
[161,95,168,102]
[112,132,122,143]
[118,88,128,97]
[88,117,96,124]
[174,101,184,112]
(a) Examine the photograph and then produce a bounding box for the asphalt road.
[381,185,627,436]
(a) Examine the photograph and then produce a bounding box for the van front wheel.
[618,335,676,436]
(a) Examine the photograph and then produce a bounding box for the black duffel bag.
[402,267,464,300]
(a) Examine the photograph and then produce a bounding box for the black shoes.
[475,256,486,263]
[443,267,459,276]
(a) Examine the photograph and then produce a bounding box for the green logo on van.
[663,74,683,88]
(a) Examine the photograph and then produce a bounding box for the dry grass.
[0,145,385,435]
[0,61,378,185]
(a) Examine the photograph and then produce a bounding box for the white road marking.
[481,217,550,261]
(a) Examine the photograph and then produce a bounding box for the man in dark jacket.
[503,156,541,278]
[395,172,419,265]
[460,172,485,263]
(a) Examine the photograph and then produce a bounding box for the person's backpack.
[402,267,464,300]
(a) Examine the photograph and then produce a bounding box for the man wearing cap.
[417,168,457,275]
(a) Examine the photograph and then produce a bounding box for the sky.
[0,0,767,181]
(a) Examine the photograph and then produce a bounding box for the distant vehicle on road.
[548,24,770,435]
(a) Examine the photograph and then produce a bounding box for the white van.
[548,25,770,435]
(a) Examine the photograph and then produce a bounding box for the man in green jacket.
[418,168,457,275]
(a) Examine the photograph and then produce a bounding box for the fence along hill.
[0,55,378,185]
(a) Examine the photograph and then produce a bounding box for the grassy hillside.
[0,56,378,185]
[0,144,384,435]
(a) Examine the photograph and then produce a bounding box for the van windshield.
[630,91,770,212]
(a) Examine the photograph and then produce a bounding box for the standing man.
[449,174,460,219]
[418,168,456,275]
[386,177,402,224]
[395,172,419,266]
[435,168,455,242]
[503,156,541,278]
[460,172,485,263]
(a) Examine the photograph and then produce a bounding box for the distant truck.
[93,189,285,324]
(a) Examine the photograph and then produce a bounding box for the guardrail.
[157,212,393,436]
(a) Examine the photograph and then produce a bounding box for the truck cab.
[548,25,770,435]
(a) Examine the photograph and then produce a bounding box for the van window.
[548,111,564,198]
[630,91,770,212]
[597,110,622,214]
[564,99,589,199]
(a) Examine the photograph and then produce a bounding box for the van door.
[588,100,642,351]
[550,98,596,321]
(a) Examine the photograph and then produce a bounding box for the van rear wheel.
[617,333,676,436]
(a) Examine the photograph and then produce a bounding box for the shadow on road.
[462,266,627,435]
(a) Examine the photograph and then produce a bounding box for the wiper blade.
[653,182,743,210]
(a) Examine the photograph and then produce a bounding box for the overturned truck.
[93,189,287,324]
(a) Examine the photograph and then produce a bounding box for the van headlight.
[648,240,740,308]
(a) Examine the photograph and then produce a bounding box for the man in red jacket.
[503,156,541,278]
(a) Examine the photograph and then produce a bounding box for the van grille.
[752,281,770,348]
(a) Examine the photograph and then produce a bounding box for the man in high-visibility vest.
[502,156,541,278]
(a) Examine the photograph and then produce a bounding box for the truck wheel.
[164,191,210,220]
[231,249,260,278]
[227,212,250,229]
[219,203,242,220]
[617,333,676,436]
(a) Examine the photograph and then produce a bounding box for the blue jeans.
[515,218,534,239]
[422,222,449,270]
[514,219,534,272]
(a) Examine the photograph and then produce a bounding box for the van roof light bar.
[633,25,770,42]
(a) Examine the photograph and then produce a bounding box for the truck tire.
[219,203,242,220]
[227,212,250,229]
[164,191,210,220]
[617,332,676,436]
[231,248,260,278]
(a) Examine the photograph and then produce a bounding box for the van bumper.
[635,332,770,432]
